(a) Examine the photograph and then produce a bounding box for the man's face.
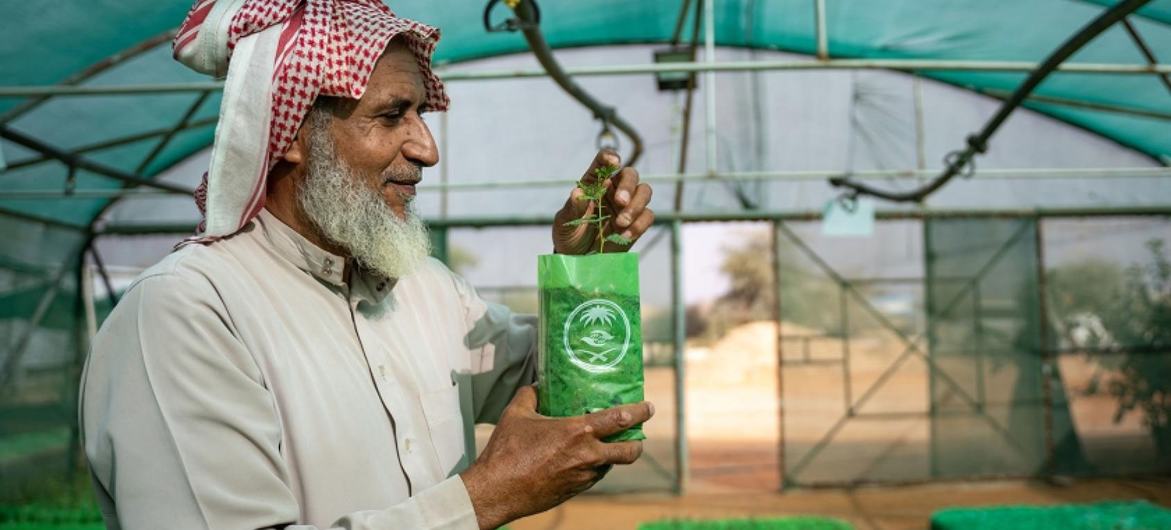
[316,41,439,219]
[286,40,438,279]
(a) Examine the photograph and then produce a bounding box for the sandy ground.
[510,477,1171,530]
[674,321,1160,488]
[501,320,1171,529]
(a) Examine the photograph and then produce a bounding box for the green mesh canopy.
[1,0,1170,232]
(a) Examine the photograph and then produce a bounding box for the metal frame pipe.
[0,264,71,394]
[831,0,1155,203]
[673,0,704,211]
[7,166,1168,200]
[0,30,176,124]
[96,205,1171,235]
[704,0,718,176]
[771,220,789,488]
[814,0,829,60]
[670,218,687,494]
[4,59,1170,97]
[978,88,1171,121]
[510,0,644,165]
[0,126,195,195]
[2,116,219,172]
[426,166,1171,186]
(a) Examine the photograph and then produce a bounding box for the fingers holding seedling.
[564,158,627,254]
[581,149,622,184]
[610,167,640,208]
[554,149,655,254]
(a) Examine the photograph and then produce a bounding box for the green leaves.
[571,162,626,254]
[605,233,633,246]
[576,180,607,202]
[563,214,610,228]
[593,163,620,181]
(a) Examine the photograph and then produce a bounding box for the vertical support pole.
[1035,217,1055,474]
[772,220,788,489]
[814,0,829,60]
[671,219,688,494]
[89,244,119,306]
[66,246,88,480]
[430,226,449,265]
[673,0,703,212]
[924,217,939,478]
[703,0,717,176]
[82,259,97,341]
[973,284,986,412]
[913,75,927,171]
[840,283,853,415]
[0,265,70,393]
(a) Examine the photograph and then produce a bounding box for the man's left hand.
[553,149,654,255]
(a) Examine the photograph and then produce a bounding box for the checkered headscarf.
[173,0,449,239]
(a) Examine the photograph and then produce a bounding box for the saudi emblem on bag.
[564,299,631,373]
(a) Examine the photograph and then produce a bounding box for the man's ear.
[283,123,312,165]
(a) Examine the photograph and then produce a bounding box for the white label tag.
[822,197,875,237]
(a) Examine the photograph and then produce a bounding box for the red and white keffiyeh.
[173,0,449,239]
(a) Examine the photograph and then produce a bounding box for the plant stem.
[597,198,605,254]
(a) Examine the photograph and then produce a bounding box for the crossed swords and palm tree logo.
[563,299,631,373]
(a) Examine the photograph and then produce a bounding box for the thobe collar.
[254,208,395,304]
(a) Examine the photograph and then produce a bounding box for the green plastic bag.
[537,252,645,442]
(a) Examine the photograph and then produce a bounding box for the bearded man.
[78,1,655,529]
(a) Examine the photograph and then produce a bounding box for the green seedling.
[564,163,633,254]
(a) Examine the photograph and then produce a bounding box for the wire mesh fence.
[0,212,1168,498]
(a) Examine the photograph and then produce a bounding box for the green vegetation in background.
[930,500,1171,530]
[688,230,843,342]
[1047,240,1171,464]
[639,517,854,530]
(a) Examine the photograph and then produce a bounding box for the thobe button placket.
[322,257,335,275]
[350,308,432,490]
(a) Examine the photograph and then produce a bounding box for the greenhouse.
[1,0,1170,528]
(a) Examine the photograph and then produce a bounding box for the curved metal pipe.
[510,0,644,166]
[0,30,176,126]
[830,0,1154,203]
[0,126,194,195]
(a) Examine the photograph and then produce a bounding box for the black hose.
[830,0,1153,203]
[510,0,644,166]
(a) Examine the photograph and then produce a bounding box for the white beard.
[297,119,431,280]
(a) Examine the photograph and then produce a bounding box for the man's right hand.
[459,385,655,530]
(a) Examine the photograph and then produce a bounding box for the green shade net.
[2,0,1169,232]
[2,0,1170,497]
[925,218,1049,478]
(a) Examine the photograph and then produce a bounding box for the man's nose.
[401,115,439,168]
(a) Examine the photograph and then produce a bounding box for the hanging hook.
[596,118,619,152]
[836,190,859,213]
[483,0,540,33]
[943,149,977,180]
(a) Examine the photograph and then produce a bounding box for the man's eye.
[380,112,404,123]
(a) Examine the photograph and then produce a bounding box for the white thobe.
[79,209,537,529]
